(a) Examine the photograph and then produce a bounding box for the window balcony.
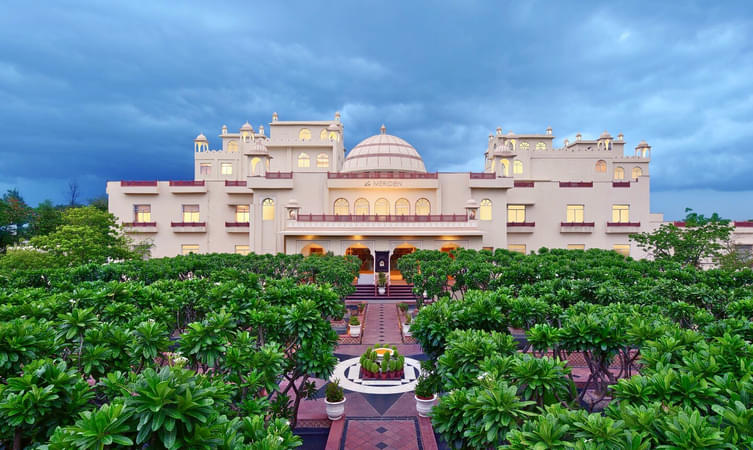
[612,181,631,188]
[122,222,157,233]
[559,181,593,188]
[514,180,535,188]
[247,172,294,189]
[224,180,250,194]
[120,180,159,195]
[606,222,641,233]
[171,221,207,232]
[168,180,207,194]
[507,222,535,233]
[560,222,595,233]
[469,173,513,189]
[734,221,753,233]
[286,214,481,236]
[225,221,250,232]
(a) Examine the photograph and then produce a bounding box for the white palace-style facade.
[107,112,663,271]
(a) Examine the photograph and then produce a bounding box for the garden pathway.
[362,301,403,345]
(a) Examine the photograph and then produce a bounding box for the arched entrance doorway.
[440,243,460,259]
[346,244,373,273]
[301,243,325,256]
[390,243,416,282]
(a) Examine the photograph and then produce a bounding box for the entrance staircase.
[344,283,419,302]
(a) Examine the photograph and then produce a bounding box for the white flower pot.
[349,324,361,337]
[415,394,438,417]
[325,398,346,420]
[402,324,412,337]
[378,287,386,295]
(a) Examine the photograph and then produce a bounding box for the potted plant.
[325,379,346,420]
[349,316,361,337]
[396,355,405,378]
[377,272,387,295]
[414,375,438,417]
[403,314,412,337]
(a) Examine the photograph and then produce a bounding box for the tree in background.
[630,208,735,268]
[0,190,33,253]
[29,200,63,236]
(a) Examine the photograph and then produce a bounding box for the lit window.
[375,198,389,216]
[134,205,151,223]
[614,166,625,180]
[354,198,369,215]
[508,244,526,254]
[632,167,642,178]
[519,142,530,150]
[262,198,274,221]
[182,205,200,223]
[480,199,492,221]
[415,198,430,216]
[298,128,311,141]
[595,160,607,173]
[298,153,310,168]
[235,205,249,222]
[329,131,339,141]
[612,205,629,223]
[395,198,410,215]
[251,157,261,176]
[567,244,585,250]
[221,163,233,175]
[507,205,526,223]
[500,159,510,176]
[334,198,350,215]
[227,141,238,152]
[566,205,584,223]
[317,153,329,168]
[536,142,546,150]
[235,245,250,256]
[320,129,328,140]
[181,244,199,255]
[613,244,630,257]
[200,163,211,175]
[513,160,523,175]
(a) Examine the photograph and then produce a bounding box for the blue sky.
[1,1,752,219]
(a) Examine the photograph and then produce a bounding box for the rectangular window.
[613,244,630,257]
[221,162,233,175]
[566,205,584,223]
[482,246,494,252]
[235,205,250,223]
[507,205,526,223]
[612,205,630,223]
[199,163,211,175]
[235,245,250,256]
[181,244,199,255]
[508,244,526,254]
[567,244,585,250]
[182,205,200,223]
[134,205,151,223]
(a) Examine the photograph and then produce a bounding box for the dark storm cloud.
[0,1,752,218]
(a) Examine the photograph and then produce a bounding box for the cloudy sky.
[1,1,752,219]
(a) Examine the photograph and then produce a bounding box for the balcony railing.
[673,221,686,227]
[122,221,157,227]
[612,181,631,188]
[607,222,641,227]
[169,180,205,186]
[561,222,595,227]
[225,180,247,186]
[171,221,206,227]
[327,171,438,179]
[295,214,468,222]
[734,221,753,227]
[121,180,157,186]
[225,221,250,227]
[507,222,536,227]
[265,172,293,179]
[514,180,535,188]
[470,172,495,179]
[559,181,593,188]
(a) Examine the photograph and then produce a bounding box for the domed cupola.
[341,125,427,173]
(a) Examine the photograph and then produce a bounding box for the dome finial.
[380,124,386,135]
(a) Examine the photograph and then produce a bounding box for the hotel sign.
[364,180,403,187]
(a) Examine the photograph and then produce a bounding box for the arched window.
[415,198,430,216]
[501,159,510,176]
[320,129,328,140]
[227,141,238,152]
[513,160,523,175]
[375,198,389,216]
[519,142,530,150]
[334,198,349,215]
[595,160,607,173]
[395,198,410,215]
[251,157,262,176]
[329,131,339,142]
[317,153,329,168]
[298,153,310,168]
[480,199,492,221]
[298,128,311,141]
[614,166,625,180]
[536,142,546,150]
[262,198,274,221]
[354,198,369,215]
[632,166,642,178]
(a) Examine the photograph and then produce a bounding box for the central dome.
[341,125,427,173]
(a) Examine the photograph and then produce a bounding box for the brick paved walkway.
[342,417,422,450]
[362,301,403,345]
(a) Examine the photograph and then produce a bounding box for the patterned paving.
[363,302,402,344]
[341,417,422,450]
[332,356,422,394]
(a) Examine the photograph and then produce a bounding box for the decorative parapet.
[225,222,250,233]
[506,222,535,233]
[559,181,593,188]
[168,180,207,194]
[606,222,641,233]
[327,172,438,179]
[514,180,535,188]
[171,222,207,232]
[560,222,595,233]
[612,181,631,188]
[120,180,159,194]
[122,222,157,233]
